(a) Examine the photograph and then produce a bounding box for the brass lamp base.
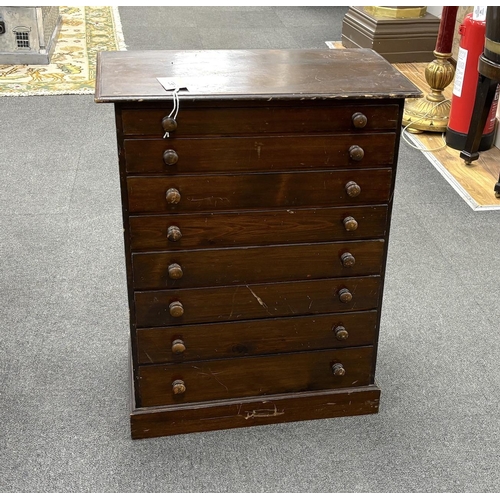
[402,51,455,133]
[402,98,452,133]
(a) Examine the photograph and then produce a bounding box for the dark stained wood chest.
[95,49,420,439]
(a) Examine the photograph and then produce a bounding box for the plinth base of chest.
[130,384,381,439]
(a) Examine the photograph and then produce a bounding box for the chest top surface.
[95,48,421,103]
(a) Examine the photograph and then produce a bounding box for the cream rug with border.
[0,6,126,96]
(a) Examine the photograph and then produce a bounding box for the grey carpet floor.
[1,6,499,493]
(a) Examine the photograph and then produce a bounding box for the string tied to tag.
[163,87,180,139]
[157,77,188,138]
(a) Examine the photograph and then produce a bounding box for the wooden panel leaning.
[95,48,421,439]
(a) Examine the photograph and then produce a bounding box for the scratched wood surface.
[120,103,400,136]
[123,134,397,174]
[136,310,378,364]
[126,169,393,213]
[137,346,373,407]
[98,49,408,438]
[132,240,385,290]
[130,386,381,439]
[129,205,389,251]
[134,276,381,327]
[96,49,421,102]
[395,62,500,208]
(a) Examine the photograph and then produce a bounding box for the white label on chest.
[157,77,189,92]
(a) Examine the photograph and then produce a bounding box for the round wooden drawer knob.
[334,326,349,341]
[169,300,184,318]
[171,339,186,354]
[162,116,178,133]
[168,263,183,280]
[166,188,181,205]
[332,363,346,377]
[172,379,186,394]
[338,288,352,303]
[349,145,364,161]
[345,181,361,198]
[352,112,368,129]
[167,225,182,242]
[163,149,179,165]
[341,252,356,267]
[343,216,358,231]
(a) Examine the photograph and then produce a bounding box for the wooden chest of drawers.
[95,49,420,439]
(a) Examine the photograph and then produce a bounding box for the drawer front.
[137,346,373,407]
[137,310,379,364]
[132,240,385,290]
[121,104,400,136]
[129,206,389,251]
[134,276,381,327]
[127,169,392,213]
[124,134,396,174]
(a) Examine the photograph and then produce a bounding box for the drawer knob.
[338,288,352,303]
[162,116,178,133]
[349,145,364,161]
[171,339,186,354]
[163,149,179,165]
[352,112,368,129]
[332,363,346,377]
[345,181,361,198]
[168,263,183,280]
[172,379,186,394]
[166,188,181,205]
[167,225,182,242]
[343,216,358,231]
[340,252,356,267]
[334,325,349,341]
[169,300,184,318]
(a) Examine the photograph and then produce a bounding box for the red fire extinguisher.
[446,7,499,151]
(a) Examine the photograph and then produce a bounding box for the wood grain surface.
[126,169,393,213]
[129,205,389,251]
[123,133,396,174]
[130,386,381,438]
[402,128,500,208]
[96,49,421,102]
[137,346,373,406]
[134,276,381,327]
[121,103,400,136]
[96,49,412,437]
[132,240,385,290]
[136,310,379,364]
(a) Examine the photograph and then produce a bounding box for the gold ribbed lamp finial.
[402,50,455,133]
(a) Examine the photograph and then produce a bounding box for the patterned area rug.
[0,6,126,96]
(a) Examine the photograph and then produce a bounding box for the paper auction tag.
[157,77,188,92]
